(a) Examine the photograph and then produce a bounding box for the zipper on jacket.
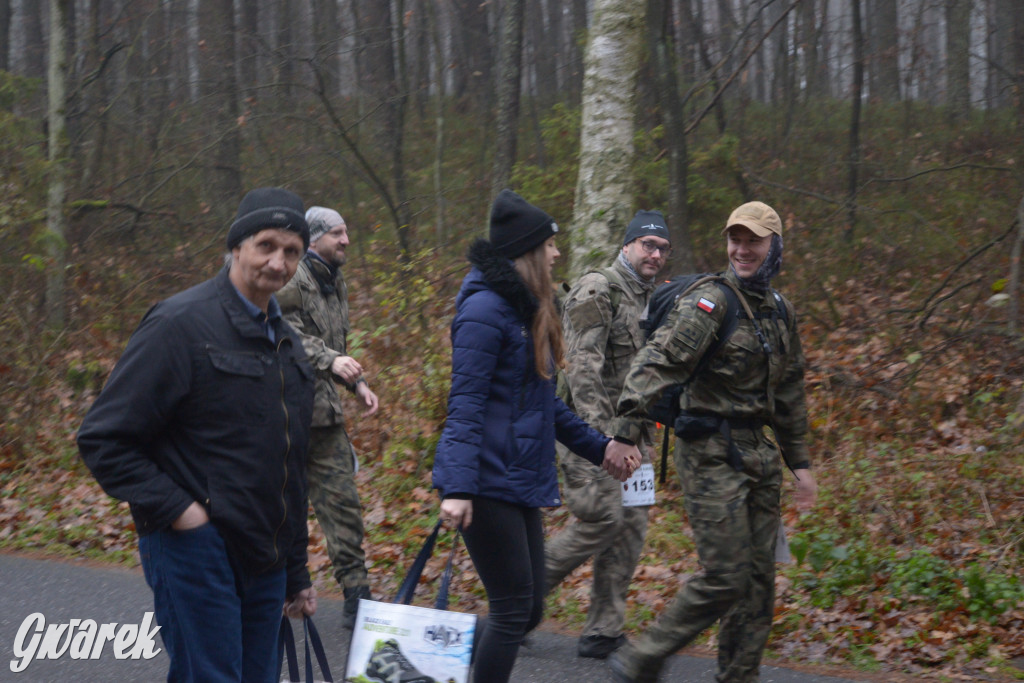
[269,336,292,571]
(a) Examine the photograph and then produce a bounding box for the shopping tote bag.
[345,520,476,683]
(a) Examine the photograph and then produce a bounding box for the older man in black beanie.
[544,209,672,659]
[78,187,317,683]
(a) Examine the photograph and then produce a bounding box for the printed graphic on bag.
[345,600,476,683]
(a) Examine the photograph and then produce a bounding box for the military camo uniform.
[546,258,654,641]
[611,268,808,683]
[277,254,370,591]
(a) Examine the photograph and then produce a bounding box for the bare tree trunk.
[678,0,727,134]
[945,0,972,121]
[0,0,10,73]
[391,0,412,254]
[567,0,588,107]
[570,0,645,277]
[354,0,412,255]
[276,0,296,100]
[799,0,820,99]
[1009,194,1024,336]
[23,0,46,80]
[817,0,832,96]
[1015,0,1024,132]
[492,0,525,195]
[527,0,559,102]
[874,0,900,101]
[716,0,737,96]
[987,0,1014,109]
[425,0,447,243]
[648,0,694,273]
[408,0,430,120]
[239,0,259,98]
[81,0,109,191]
[846,0,865,241]
[46,0,72,330]
[449,0,493,110]
[200,0,242,222]
[922,1,943,105]
[311,0,340,99]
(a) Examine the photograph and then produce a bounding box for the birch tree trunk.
[569,0,645,278]
[46,0,72,330]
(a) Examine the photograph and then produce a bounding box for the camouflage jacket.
[562,259,654,441]
[276,253,351,427]
[613,269,809,469]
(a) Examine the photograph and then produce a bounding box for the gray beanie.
[305,206,344,244]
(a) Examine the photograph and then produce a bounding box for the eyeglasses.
[637,239,672,257]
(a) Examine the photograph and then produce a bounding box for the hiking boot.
[608,647,662,683]
[578,633,628,659]
[343,585,373,629]
[365,638,437,683]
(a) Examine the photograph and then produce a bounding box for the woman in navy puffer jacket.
[434,190,640,683]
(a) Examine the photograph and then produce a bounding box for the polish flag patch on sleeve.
[697,298,716,313]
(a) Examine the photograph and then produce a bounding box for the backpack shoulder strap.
[596,266,626,313]
[654,275,740,484]
[687,276,742,376]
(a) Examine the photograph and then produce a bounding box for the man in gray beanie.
[277,206,380,629]
[78,187,316,682]
[544,209,672,659]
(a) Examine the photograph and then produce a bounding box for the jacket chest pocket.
[607,317,641,379]
[716,325,769,385]
[608,318,640,358]
[199,347,272,424]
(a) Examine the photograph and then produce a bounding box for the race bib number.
[621,463,655,507]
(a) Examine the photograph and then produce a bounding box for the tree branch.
[684,0,801,136]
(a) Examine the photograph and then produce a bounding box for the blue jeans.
[139,523,286,683]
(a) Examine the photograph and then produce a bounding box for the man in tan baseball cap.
[723,200,783,238]
[722,200,784,289]
[609,197,816,683]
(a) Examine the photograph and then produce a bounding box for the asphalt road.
[0,553,859,682]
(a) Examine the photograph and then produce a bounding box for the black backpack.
[641,274,741,428]
[640,273,788,481]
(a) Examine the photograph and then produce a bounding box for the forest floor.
[2,250,1023,682]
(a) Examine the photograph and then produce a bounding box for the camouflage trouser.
[544,443,650,638]
[616,426,782,683]
[307,424,369,590]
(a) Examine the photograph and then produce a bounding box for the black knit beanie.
[623,209,671,245]
[489,189,559,259]
[226,187,309,250]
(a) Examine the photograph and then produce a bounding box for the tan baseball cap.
[722,201,782,238]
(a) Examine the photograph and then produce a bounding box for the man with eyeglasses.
[544,210,672,659]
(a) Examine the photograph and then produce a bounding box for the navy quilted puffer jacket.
[432,240,609,508]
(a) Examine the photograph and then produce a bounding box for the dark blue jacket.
[432,240,609,508]
[77,267,315,595]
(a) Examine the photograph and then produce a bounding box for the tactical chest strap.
[658,279,783,481]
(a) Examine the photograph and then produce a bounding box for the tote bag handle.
[393,518,463,610]
[278,614,333,682]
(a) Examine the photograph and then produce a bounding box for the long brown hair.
[514,242,565,379]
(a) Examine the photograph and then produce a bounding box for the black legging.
[461,496,545,683]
